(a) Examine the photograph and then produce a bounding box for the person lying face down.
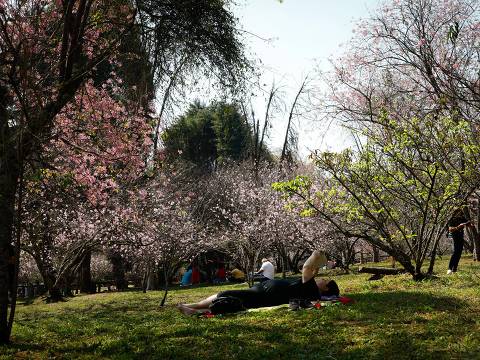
[177,250,340,315]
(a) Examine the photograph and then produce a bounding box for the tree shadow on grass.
[329,291,472,360]
[7,291,475,360]
[340,289,456,317]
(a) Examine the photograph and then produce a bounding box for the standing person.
[213,265,226,284]
[177,250,338,315]
[447,209,472,274]
[254,258,275,282]
[180,266,193,286]
[191,266,200,284]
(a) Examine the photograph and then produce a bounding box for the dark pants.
[218,284,267,309]
[253,274,270,283]
[448,237,464,271]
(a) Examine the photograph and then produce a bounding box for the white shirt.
[259,261,275,280]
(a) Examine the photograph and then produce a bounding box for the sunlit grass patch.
[1,256,479,359]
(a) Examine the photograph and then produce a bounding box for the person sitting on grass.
[177,250,339,315]
[253,258,275,282]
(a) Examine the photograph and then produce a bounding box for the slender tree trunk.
[160,267,169,307]
[142,265,150,293]
[427,238,440,275]
[372,246,380,262]
[79,250,95,293]
[281,77,307,162]
[467,199,480,261]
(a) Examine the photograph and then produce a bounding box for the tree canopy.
[162,102,255,166]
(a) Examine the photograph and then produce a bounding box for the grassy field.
[1,256,480,360]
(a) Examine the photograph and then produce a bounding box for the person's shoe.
[298,299,314,309]
[446,269,453,275]
[289,299,300,311]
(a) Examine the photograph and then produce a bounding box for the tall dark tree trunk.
[0,150,20,344]
[427,237,440,275]
[35,258,62,302]
[79,250,95,293]
[287,249,308,274]
[110,253,128,291]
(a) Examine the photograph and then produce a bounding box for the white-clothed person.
[255,258,274,281]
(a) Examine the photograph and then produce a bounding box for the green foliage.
[3,257,480,359]
[136,0,250,88]
[275,113,477,278]
[162,102,254,166]
[272,175,312,196]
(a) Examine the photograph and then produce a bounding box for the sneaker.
[288,299,300,311]
[446,269,453,275]
[298,299,314,309]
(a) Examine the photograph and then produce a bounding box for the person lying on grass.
[177,250,340,315]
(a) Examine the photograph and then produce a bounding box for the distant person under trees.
[447,209,473,274]
[253,258,274,282]
[177,250,339,315]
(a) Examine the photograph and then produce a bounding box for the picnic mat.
[248,296,355,312]
[199,296,355,318]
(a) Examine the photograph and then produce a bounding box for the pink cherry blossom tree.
[0,0,248,342]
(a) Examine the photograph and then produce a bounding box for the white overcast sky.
[233,0,382,157]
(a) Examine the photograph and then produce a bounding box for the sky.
[233,0,382,157]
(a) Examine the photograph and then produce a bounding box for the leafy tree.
[162,102,255,166]
[274,114,475,280]
[322,0,480,260]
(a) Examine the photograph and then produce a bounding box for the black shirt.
[449,215,467,241]
[218,277,321,309]
[259,277,320,304]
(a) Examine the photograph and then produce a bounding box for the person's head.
[316,278,340,296]
[261,258,268,263]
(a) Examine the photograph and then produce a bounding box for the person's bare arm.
[255,264,264,275]
[302,250,327,283]
[449,221,472,233]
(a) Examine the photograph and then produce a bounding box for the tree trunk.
[372,246,380,262]
[142,265,150,293]
[427,236,441,275]
[110,253,128,291]
[472,234,480,261]
[79,250,95,293]
[464,200,480,260]
[287,249,308,274]
[160,267,170,307]
[147,266,158,290]
[0,154,19,344]
[389,250,421,280]
[36,259,63,302]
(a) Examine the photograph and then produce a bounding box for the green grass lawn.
[2,256,480,360]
